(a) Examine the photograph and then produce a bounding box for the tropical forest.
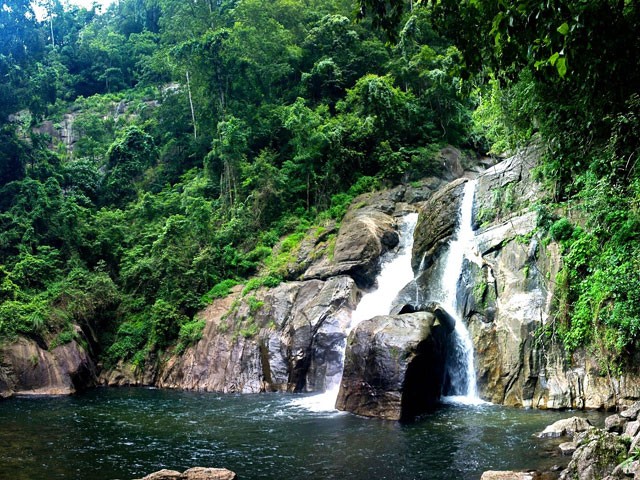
[0,0,639,478]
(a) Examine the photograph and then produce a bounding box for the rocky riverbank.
[482,403,640,480]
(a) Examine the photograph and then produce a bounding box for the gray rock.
[625,421,640,439]
[559,442,578,456]
[538,417,592,438]
[480,472,535,480]
[606,414,629,433]
[411,178,466,275]
[560,428,628,480]
[611,459,640,479]
[621,402,640,420]
[138,469,183,480]
[336,312,452,421]
[304,204,399,287]
[182,467,236,480]
[0,337,96,395]
[155,277,358,394]
[137,467,236,480]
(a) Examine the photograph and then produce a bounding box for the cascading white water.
[435,180,484,405]
[291,213,419,412]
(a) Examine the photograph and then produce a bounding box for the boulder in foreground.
[137,467,236,480]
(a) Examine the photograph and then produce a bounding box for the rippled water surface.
[0,388,603,480]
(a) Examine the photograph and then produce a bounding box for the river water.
[0,388,603,480]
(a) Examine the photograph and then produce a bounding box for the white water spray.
[436,180,484,405]
[291,213,419,412]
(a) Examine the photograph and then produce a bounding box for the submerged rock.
[336,310,453,421]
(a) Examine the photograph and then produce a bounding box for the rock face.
[154,276,359,393]
[404,144,640,409]
[0,337,97,397]
[336,308,454,421]
[111,176,458,397]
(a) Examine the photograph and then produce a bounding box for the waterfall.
[436,180,484,405]
[291,213,419,412]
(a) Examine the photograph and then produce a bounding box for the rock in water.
[137,467,236,480]
[138,470,182,480]
[538,417,592,438]
[480,471,535,480]
[182,467,237,479]
[336,311,452,421]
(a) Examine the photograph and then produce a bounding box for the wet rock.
[411,178,466,275]
[560,428,628,480]
[606,414,628,434]
[336,312,452,421]
[538,417,592,438]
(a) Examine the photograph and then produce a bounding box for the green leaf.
[548,52,560,66]
[556,57,567,77]
[557,22,569,36]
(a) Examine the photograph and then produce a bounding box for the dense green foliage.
[424,0,640,369]
[2,0,638,374]
[0,0,473,365]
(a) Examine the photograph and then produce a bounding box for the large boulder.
[0,336,97,396]
[560,428,628,480]
[411,178,467,275]
[304,198,400,288]
[336,310,454,421]
[304,177,452,288]
[538,417,593,438]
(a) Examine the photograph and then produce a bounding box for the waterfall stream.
[436,180,484,404]
[292,213,419,412]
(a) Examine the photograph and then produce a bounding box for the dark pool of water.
[0,388,604,480]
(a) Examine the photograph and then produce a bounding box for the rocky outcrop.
[0,337,97,397]
[402,144,640,409]
[137,467,236,480]
[101,174,463,397]
[559,428,628,480]
[153,276,358,393]
[411,178,467,275]
[305,186,424,288]
[336,308,455,421]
